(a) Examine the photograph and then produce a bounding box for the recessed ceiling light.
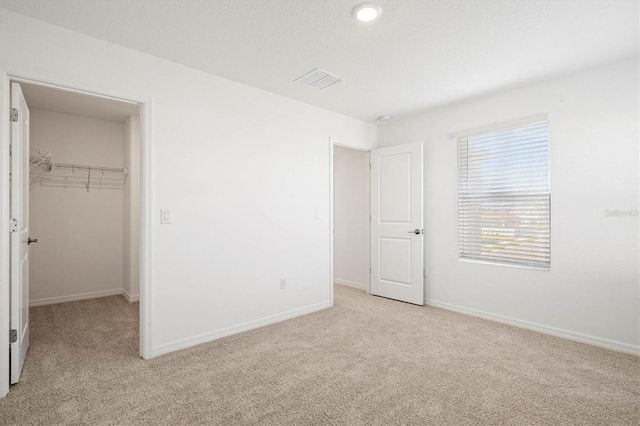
[352,2,382,22]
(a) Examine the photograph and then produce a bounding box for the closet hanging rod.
[53,163,128,174]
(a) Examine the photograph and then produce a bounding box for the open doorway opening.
[10,81,142,384]
[332,144,370,297]
[331,141,425,307]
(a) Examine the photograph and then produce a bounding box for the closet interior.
[23,83,141,307]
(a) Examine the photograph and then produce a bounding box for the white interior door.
[370,142,424,305]
[10,82,30,384]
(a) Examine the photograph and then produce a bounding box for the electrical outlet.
[280,278,287,290]
[423,267,428,278]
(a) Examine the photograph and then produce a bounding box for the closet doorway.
[15,81,142,380]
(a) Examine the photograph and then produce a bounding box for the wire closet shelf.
[30,148,128,191]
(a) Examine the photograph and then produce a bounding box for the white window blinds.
[457,120,550,268]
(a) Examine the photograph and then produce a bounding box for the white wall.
[378,59,640,353]
[29,108,125,305]
[333,145,369,289]
[0,10,376,356]
[123,115,140,302]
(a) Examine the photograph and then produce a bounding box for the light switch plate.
[161,209,172,224]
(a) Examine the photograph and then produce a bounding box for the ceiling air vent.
[295,68,342,90]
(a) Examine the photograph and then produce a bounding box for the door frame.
[329,139,372,305]
[0,70,154,399]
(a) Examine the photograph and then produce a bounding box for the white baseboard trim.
[425,298,639,356]
[30,288,124,307]
[334,279,367,291]
[122,288,140,303]
[153,300,332,357]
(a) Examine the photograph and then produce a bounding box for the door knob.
[408,229,423,235]
[27,237,38,245]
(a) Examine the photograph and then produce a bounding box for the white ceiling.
[1,0,637,123]
[20,82,139,122]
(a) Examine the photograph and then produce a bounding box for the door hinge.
[10,108,18,122]
[370,267,372,274]
[369,163,371,170]
[9,329,17,343]
[9,219,18,233]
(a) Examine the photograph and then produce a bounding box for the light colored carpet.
[0,285,638,425]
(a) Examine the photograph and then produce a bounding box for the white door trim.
[329,139,372,304]
[0,71,10,399]
[0,71,153,398]
[329,139,334,307]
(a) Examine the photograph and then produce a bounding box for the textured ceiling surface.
[1,0,638,122]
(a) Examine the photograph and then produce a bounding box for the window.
[457,119,550,268]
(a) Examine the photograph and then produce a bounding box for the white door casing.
[370,142,424,305]
[10,82,30,384]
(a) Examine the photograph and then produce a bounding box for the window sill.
[458,257,550,271]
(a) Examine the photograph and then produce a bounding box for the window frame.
[456,116,551,269]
